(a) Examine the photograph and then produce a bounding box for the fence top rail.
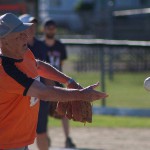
[61,39,150,47]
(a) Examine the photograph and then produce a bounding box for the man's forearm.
[37,60,70,84]
[27,80,106,102]
[43,86,85,102]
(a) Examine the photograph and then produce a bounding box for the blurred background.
[3,0,150,40]
[2,0,150,150]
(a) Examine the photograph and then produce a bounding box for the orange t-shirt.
[0,49,39,149]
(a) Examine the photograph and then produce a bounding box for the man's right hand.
[80,82,108,102]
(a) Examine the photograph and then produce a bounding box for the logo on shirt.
[30,76,40,107]
[48,51,61,70]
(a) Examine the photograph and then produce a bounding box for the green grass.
[66,72,150,108]
[48,115,150,128]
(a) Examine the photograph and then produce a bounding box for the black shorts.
[36,82,63,134]
[36,100,49,134]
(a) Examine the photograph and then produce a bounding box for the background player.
[19,15,75,149]
[19,14,52,150]
[41,19,76,148]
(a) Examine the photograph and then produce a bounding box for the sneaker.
[65,137,76,148]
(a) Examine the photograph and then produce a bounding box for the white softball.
[144,77,150,91]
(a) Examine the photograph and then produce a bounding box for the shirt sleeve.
[1,58,35,96]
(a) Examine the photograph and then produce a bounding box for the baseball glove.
[44,79,63,119]
[49,101,63,119]
[56,101,92,123]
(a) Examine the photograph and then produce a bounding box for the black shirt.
[43,40,67,71]
[28,38,47,61]
[28,37,47,83]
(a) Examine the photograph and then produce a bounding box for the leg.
[36,100,50,150]
[37,133,50,150]
[55,82,76,148]
[61,117,76,148]
[62,117,69,138]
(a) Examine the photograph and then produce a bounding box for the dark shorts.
[36,82,63,134]
[36,100,49,134]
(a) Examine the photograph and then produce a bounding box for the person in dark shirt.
[42,19,76,148]
[19,14,52,150]
[19,14,46,61]
[45,40,67,71]
[28,38,46,61]
[20,14,76,149]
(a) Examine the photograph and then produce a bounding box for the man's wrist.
[65,78,75,86]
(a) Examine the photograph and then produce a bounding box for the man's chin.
[23,44,28,50]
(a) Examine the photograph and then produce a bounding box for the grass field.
[66,71,150,108]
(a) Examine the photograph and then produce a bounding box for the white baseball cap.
[0,13,33,38]
[19,14,37,23]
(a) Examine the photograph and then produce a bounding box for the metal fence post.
[100,46,106,107]
[109,47,114,80]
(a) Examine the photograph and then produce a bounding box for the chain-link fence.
[63,39,150,72]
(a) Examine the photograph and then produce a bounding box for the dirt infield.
[29,127,150,150]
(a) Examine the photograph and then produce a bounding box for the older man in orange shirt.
[0,13,107,150]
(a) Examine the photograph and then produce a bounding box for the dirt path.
[29,127,150,150]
